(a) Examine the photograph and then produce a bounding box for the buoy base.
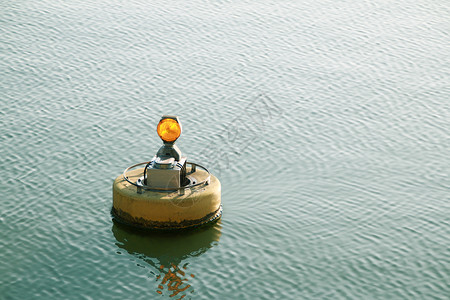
[112,167,222,230]
[111,204,222,231]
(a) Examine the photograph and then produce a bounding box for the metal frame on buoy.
[123,161,211,194]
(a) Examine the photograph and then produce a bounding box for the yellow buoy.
[112,115,222,230]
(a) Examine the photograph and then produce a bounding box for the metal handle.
[122,161,211,192]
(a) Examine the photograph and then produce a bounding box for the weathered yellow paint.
[112,166,221,229]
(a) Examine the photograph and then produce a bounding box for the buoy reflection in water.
[112,221,221,299]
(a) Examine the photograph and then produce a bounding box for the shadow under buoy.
[112,219,221,298]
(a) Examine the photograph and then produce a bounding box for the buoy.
[112,115,222,230]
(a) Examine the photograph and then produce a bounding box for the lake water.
[1,0,449,299]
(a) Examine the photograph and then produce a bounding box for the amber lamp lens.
[157,118,181,142]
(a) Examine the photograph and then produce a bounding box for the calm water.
[1,0,449,299]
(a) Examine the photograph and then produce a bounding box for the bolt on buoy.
[112,115,222,230]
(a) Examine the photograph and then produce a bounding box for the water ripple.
[1,0,450,299]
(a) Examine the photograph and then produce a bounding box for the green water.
[1,0,449,299]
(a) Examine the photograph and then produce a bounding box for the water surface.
[1,0,449,299]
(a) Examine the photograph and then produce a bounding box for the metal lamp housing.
[146,115,187,189]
